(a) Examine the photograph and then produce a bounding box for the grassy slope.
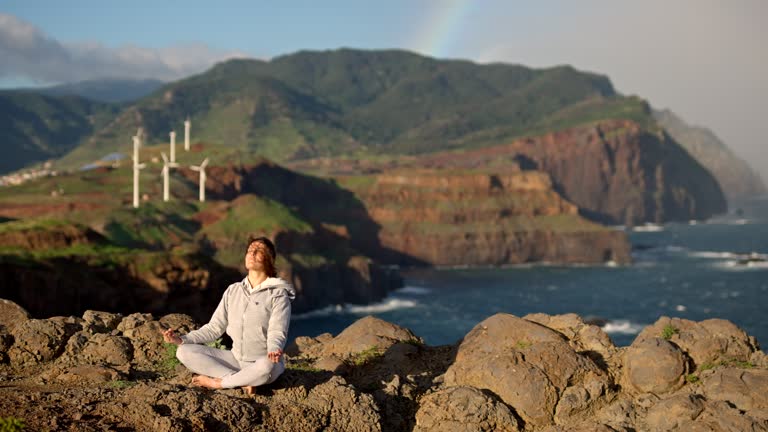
[49,49,658,170]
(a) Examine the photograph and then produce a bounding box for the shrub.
[661,325,679,340]
[161,342,181,372]
[350,346,383,366]
[0,417,25,432]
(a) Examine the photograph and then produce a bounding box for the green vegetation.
[108,380,136,389]
[3,49,661,174]
[697,359,755,371]
[0,416,25,432]
[205,338,227,350]
[685,374,700,384]
[160,342,181,372]
[661,325,679,340]
[349,346,383,366]
[516,340,532,350]
[286,361,322,373]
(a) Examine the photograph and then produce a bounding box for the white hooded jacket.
[180,276,296,361]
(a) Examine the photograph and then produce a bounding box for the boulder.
[0,298,31,332]
[321,315,421,358]
[82,310,122,333]
[634,317,757,369]
[702,368,768,420]
[55,364,127,384]
[444,313,611,429]
[414,386,521,432]
[524,313,616,358]
[644,394,705,431]
[78,333,133,366]
[259,375,382,432]
[623,338,687,394]
[8,318,79,366]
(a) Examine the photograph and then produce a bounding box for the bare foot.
[191,375,222,389]
[243,386,255,396]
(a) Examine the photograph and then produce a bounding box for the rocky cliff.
[1,300,766,431]
[654,109,767,204]
[0,222,401,320]
[196,161,631,266]
[293,119,729,226]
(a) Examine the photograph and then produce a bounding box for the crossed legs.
[176,344,285,392]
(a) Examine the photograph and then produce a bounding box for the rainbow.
[412,0,475,59]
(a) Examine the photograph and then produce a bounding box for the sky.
[1,0,766,175]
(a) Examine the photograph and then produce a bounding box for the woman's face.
[245,241,268,270]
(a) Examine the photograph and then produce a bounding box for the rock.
[443,313,611,429]
[540,423,622,432]
[702,368,768,419]
[683,400,767,432]
[413,386,521,432]
[524,313,617,358]
[634,317,757,369]
[260,376,382,432]
[56,364,126,384]
[0,298,30,332]
[313,355,349,374]
[77,334,133,366]
[321,315,421,358]
[116,313,154,333]
[644,394,705,431]
[121,319,169,367]
[82,310,123,333]
[623,338,687,394]
[8,318,78,365]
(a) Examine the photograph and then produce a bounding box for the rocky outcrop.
[349,170,632,266]
[406,119,727,225]
[2,301,766,431]
[654,108,767,204]
[206,160,631,267]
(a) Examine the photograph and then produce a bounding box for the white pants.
[176,344,285,389]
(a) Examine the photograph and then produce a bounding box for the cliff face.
[1,303,766,432]
[0,223,400,320]
[654,109,767,204]
[199,162,631,266]
[346,170,631,265]
[398,120,728,225]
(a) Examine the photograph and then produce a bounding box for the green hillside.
[44,48,657,170]
[0,91,117,174]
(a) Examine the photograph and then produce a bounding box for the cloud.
[0,13,248,84]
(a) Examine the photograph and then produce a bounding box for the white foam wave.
[395,286,432,295]
[601,320,645,335]
[689,251,740,259]
[292,298,418,321]
[714,260,768,271]
[633,224,664,232]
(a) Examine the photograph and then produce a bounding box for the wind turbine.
[132,135,146,208]
[160,152,178,202]
[169,131,177,163]
[184,118,191,151]
[190,158,209,202]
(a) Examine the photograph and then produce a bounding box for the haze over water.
[289,196,768,348]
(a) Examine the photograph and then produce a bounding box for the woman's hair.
[245,235,277,277]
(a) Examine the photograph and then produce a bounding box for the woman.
[162,236,295,394]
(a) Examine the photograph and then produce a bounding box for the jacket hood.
[251,276,296,300]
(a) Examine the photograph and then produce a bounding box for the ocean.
[288,196,768,348]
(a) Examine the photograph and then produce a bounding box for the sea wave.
[632,224,664,232]
[601,320,645,335]
[395,286,432,295]
[688,251,741,259]
[292,298,418,320]
[714,260,768,271]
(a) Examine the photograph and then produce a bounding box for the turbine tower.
[160,152,179,202]
[190,157,210,202]
[169,131,177,163]
[184,118,191,151]
[132,135,146,208]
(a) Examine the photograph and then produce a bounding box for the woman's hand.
[162,327,183,345]
[268,349,283,363]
